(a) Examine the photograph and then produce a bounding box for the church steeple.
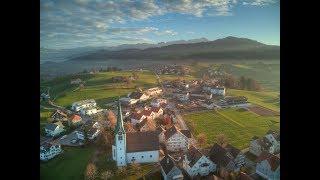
[115,100,125,134]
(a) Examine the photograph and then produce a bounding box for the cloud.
[155,30,178,36]
[41,0,277,48]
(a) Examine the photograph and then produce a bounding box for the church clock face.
[118,132,123,140]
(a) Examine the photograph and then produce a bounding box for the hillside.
[71,36,280,61]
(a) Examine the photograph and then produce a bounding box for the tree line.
[224,75,262,91]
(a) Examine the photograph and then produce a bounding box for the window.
[150,155,152,158]
[141,156,144,158]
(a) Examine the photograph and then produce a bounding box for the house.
[40,93,50,100]
[249,136,272,156]
[151,107,164,119]
[223,96,248,107]
[209,143,245,173]
[112,101,160,166]
[69,130,85,144]
[40,142,62,161]
[71,99,96,112]
[69,114,82,125]
[130,112,146,125]
[265,130,280,154]
[87,127,101,140]
[255,152,280,180]
[44,121,65,137]
[129,92,149,101]
[182,146,216,177]
[119,97,139,105]
[203,86,225,96]
[145,87,163,96]
[163,125,190,152]
[160,155,184,180]
[80,107,97,116]
[151,98,167,107]
[50,110,68,122]
[70,78,82,84]
[175,93,190,102]
[136,118,156,132]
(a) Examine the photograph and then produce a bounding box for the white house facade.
[164,125,190,152]
[182,146,216,177]
[160,155,184,180]
[40,142,62,161]
[80,108,97,116]
[45,122,65,137]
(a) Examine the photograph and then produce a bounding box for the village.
[40,66,279,180]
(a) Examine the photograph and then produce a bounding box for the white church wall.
[126,150,159,164]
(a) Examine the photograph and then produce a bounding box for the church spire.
[115,100,125,134]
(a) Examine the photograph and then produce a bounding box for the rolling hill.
[71,36,280,61]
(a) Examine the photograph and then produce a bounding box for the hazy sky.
[41,0,280,49]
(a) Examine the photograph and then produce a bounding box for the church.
[112,101,160,166]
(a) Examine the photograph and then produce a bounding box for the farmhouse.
[69,114,82,125]
[71,99,96,112]
[44,121,65,137]
[50,110,68,122]
[160,155,184,180]
[209,143,245,173]
[145,87,163,96]
[163,125,190,152]
[80,107,97,116]
[112,101,160,166]
[203,86,226,96]
[40,142,62,161]
[255,152,280,180]
[182,146,216,177]
[120,97,139,105]
[130,112,146,125]
[175,93,190,102]
[265,130,280,154]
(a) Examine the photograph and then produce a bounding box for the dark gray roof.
[126,131,159,152]
[185,146,203,167]
[164,125,179,140]
[209,143,232,167]
[180,130,191,138]
[225,144,241,158]
[160,155,176,175]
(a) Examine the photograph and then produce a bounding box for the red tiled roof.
[70,114,81,122]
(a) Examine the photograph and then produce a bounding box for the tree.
[216,134,228,147]
[107,110,117,129]
[239,76,246,90]
[85,163,97,180]
[130,162,142,178]
[100,170,114,180]
[116,167,128,178]
[197,133,207,148]
[224,75,238,89]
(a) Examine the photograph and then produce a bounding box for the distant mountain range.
[71,36,279,61]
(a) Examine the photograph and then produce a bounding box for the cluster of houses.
[41,99,105,161]
[154,65,191,75]
[120,87,162,106]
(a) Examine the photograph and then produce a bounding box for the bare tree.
[107,110,117,129]
[216,134,228,147]
[197,133,207,148]
[130,162,142,177]
[85,163,97,180]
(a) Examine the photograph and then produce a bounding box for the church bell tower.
[112,100,127,166]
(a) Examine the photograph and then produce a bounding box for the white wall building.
[160,155,184,180]
[163,125,190,152]
[145,87,163,97]
[71,99,97,112]
[40,142,62,161]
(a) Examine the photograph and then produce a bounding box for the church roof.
[126,131,159,153]
[115,100,125,134]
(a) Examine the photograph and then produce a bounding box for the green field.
[184,108,279,149]
[41,71,158,107]
[227,89,280,112]
[223,62,280,92]
[40,147,94,180]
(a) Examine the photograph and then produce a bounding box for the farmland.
[40,147,94,180]
[183,108,280,149]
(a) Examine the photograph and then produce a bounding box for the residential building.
[249,136,272,156]
[209,143,245,173]
[130,112,146,125]
[151,98,167,107]
[255,152,280,180]
[203,86,225,96]
[160,155,184,180]
[44,121,65,137]
[80,107,97,116]
[119,97,139,105]
[69,114,82,125]
[182,146,216,177]
[71,99,96,112]
[145,87,163,96]
[40,142,62,161]
[50,110,68,122]
[129,92,149,101]
[87,127,101,140]
[163,125,190,152]
[112,101,160,166]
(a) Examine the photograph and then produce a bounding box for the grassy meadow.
[184,108,280,149]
